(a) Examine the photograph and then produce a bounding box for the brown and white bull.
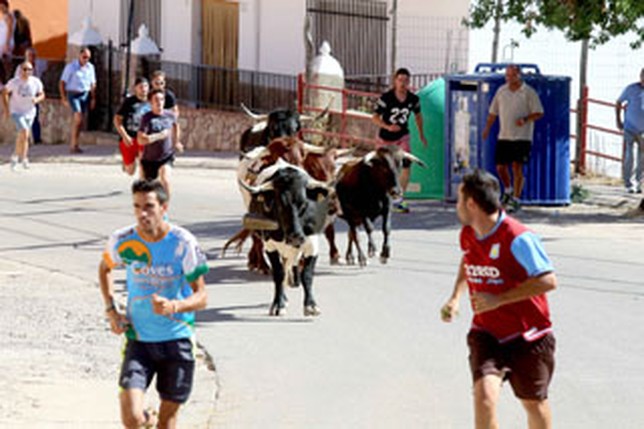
[335,146,426,266]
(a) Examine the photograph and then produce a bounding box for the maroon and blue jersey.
[460,212,554,342]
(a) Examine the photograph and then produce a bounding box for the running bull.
[240,161,332,316]
[335,146,426,267]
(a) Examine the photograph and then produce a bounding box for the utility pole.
[491,0,502,63]
[390,0,398,74]
[123,0,135,97]
[575,39,589,174]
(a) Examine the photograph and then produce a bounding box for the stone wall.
[0,101,376,151]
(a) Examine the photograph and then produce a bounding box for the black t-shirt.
[374,89,421,141]
[164,89,177,110]
[139,111,176,161]
[116,95,151,137]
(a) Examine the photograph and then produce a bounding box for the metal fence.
[144,58,298,111]
[307,0,389,76]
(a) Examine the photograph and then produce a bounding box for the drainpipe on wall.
[390,0,398,74]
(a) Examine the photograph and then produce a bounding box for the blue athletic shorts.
[119,337,196,404]
[11,113,35,131]
[66,91,90,113]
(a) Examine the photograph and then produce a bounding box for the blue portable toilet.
[444,63,571,205]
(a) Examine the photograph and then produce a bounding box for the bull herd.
[223,106,426,317]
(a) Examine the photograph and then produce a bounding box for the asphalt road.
[1,159,643,428]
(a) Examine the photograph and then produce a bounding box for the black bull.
[239,108,302,155]
[335,146,426,267]
[241,165,331,316]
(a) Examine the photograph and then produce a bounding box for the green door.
[406,78,445,200]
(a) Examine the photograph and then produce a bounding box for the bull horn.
[300,97,334,123]
[242,146,270,160]
[363,150,376,165]
[301,142,326,154]
[240,103,268,121]
[335,148,354,157]
[238,178,274,193]
[403,152,427,168]
[306,177,331,190]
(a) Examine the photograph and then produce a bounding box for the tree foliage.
[465,0,644,48]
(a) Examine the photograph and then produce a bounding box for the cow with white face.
[241,160,331,316]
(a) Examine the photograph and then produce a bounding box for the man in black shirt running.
[373,68,428,213]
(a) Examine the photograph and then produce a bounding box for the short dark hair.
[132,179,169,204]
[148,88,165,100]
[461,170,501,215]
[394,67,411,78]
[134,76,149,86]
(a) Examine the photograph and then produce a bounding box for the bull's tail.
[221,228,252,257]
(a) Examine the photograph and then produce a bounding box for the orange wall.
[12,0,67,59]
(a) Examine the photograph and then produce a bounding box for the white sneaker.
[22,158,29,169]
[10,155,18,171]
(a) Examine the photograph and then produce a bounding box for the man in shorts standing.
[137,88,183,199]
[482,65,543,213]
[114,77,150,175]
[615,67,644,193]
[2,60,44,170]
[441,169,557,429]
[372,67,428,213]
[99,179,209,428]
[59,46,97,154]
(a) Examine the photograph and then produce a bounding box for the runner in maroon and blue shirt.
[441,169,557,429]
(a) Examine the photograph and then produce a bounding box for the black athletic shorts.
[140,153,175,181]
[495,139,532,165]
[119,337,196,404]
[467,329,555,400]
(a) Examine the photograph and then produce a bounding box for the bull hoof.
[379,255,389,264]
[303,305,321,317]
[346,255,355,265]
[269,304,287,316]
[330,255,341,265]
[368,247,376,258]
[358,256,368,267]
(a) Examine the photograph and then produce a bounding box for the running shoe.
[22,158,29,169]
[500,192,512,206]
[392,200,410,213]
[10,155,18,171]
[506,197,521,214]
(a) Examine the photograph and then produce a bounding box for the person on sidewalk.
[14,47,44,144]
[137,88,183,199]
[59,46,96,154]
[99,179,209,429]
[441,169,557,429]
[2,60,44,170]
[616,67,644,194]
[482,65,544,213]
[114,76,150,175]
[372,67,428,213]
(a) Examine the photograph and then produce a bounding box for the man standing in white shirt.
[2,60,44,170]
[482,65,544,212]
[59,46,97,154]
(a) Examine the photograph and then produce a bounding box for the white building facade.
[68,0,470,76]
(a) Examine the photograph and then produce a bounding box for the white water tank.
[309,41,344,113]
